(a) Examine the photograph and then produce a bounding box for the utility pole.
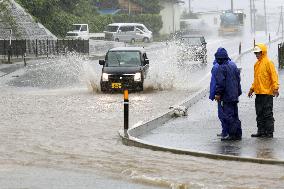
[128,0,131,15]
[282,6,284,41]
[250,0,253,33]
[188,0,191,14]
[278,6,283,39]
[172,2,175,33]
[231,0,234,12]
[253,0,256,34]
[281,6,284,42]
[264,0,267,35]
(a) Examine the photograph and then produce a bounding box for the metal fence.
[0,39,89,62]
[279,42,284,69]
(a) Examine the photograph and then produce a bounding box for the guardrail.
[0,39,89,63]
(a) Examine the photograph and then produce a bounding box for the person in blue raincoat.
[214,47,242,141]
[209,57,227,138]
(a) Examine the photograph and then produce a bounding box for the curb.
[119,37,284,165]
[119,132,284,165]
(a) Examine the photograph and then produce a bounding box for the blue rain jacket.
[209,47,232,101]
[215,60,242,102]
[209,60,219,101]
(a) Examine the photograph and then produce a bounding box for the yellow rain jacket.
[250,43,279,95]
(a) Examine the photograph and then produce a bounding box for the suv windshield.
[105,26,119,32]
[181,37,202,45]
[107,51,141,67]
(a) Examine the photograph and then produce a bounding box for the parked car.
[177,35,207,63]
[65,24,90,40]
[65,24,105,40]
[104,23,153,43]
[99,47,149,92]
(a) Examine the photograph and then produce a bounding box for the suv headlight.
[102,73,109,81]
[134,72,141,81]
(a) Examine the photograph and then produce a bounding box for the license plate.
[111,83,122,89]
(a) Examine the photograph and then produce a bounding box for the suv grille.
[109,75,134,83]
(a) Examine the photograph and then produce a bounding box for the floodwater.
[1,36,284,189]
[1,1,284,189]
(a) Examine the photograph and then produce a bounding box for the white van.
[66,24,90,40]
[104,23,153,43]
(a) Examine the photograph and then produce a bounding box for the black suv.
[177,35,207,63]
[99,47,149,92]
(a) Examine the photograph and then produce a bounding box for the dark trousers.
[218,101,227,136]
[219,101,242,137]
[255,94,274,134]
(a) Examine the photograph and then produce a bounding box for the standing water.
[1,0,284,188]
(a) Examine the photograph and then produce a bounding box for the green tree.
[132,0,162,13]
[72,0,98,17]
[15,0,162,37]
[16,0,99,37]
[58,0,81,11]
[0,0,20,37]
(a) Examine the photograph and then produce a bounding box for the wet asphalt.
[139,42,284,162]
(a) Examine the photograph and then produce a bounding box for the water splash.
[7,42,207,93]
[145,41,207,91]
[80,59,102,93]
[8,52,86,89]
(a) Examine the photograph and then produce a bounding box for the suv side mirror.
[99,60,105,65]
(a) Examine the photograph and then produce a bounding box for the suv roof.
[108,47,146,53]
[181,35,205,38]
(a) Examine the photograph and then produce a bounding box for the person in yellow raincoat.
[248,43,279,138]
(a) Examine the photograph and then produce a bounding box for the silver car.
[104,23,153,43]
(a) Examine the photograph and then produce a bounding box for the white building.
[159,0,185,35]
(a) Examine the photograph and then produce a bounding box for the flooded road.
[1,32,284,189]
[1,0,284,187]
